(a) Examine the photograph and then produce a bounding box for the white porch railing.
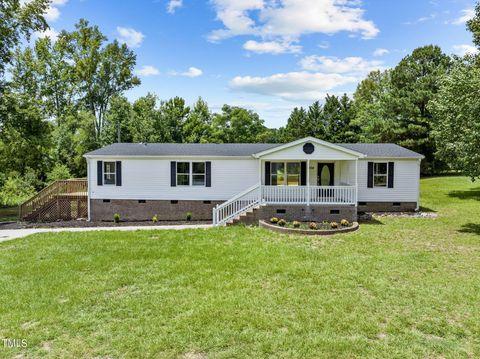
[213,185,357,226]
[212,183,261,226]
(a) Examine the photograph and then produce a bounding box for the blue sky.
[38,0,477,128]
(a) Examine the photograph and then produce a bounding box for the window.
[287,163,300,186]
[271,162,285,186]
[104,162,116,185]
[192,162,205,186]
[270,162,301,186]
[176,162,190,186]
[176,162,206,186]
[373,162,388,187]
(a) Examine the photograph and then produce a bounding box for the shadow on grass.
[419,206,437,213]
[448,188,480,201]
[358,217,384,225]
[459,223,480,235]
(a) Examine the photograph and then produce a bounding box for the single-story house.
[84,137,424,226]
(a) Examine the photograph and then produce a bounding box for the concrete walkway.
[0,224,212,243]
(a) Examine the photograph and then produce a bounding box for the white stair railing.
[213,183,261,226]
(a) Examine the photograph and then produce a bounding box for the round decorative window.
[303,143,315,154]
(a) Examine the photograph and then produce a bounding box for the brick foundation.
[90,199,223,221]
[357,202,417,213]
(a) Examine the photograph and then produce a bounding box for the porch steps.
[226,205,263,226]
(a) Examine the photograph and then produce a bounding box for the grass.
[1,176,480,358]
[0,206,18,222]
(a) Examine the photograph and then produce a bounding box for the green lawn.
[1,176,480,358]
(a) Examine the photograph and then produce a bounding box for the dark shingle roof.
[338,143,424,159]
[85,142,424,159]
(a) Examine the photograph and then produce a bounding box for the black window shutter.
[265,162,271,185]
[367,162,374,188]
[300,162,307,186]
[116,161,122,186]
[97,161,103,186]
[388,162,395,188]
[206,161,211,187]
[171,161,176,187]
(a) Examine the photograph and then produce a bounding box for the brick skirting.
[90,199,223,222]
[357,202,417,212]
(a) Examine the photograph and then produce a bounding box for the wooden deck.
[19,180,88,222]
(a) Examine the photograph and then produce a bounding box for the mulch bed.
[0,220,210,230]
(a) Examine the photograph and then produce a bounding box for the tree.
[0,0,49,86]
[182,97,212,143]
[102,95,133,144]
[69,19,140,140]
[160,97,190,142]
[210,105,269,143]
[467,3,480,49]
[128,94,163,143]
[431,60,480,180]
[281,107,309,142]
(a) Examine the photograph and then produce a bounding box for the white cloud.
[243,40,301,54]
[229,71,357,101]
[452,8,475,25]
[34,28,59,42]
[299,56,384,75]
[43,0,68,21]
[170,67,204,77]
[116,27,145,48]
[136,65,160,76]
[208,0,379,43]
[373,48,389,56]
[167,0,183,14]
[452,44,479,56]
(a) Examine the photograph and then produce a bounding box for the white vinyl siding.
[89,158,259,201]
[260,142,359,161]
[357,159,420,202]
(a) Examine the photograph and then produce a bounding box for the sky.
[36,0,478,128]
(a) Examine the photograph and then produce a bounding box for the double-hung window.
[373,162,388,187]
[270,162,300,186]
[104,162,116,185]
[177,162,205,186]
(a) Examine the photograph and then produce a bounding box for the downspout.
[416,158,421,211]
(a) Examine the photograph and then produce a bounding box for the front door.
[317,163,334,186]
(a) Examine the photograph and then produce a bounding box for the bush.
[309,222,318,230]
[292,221,301,228]
[186,212,192,221]
[341,219,350,227]
[113,213,120,223]
[278,219,287,227]
[46,164,72,183]
[330,222,338,229]
[152,214,158,223]
[0,174,36,207]
[270,217,279,224]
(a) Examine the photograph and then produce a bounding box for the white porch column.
[258,159,262,204]
[355,159,359,206]
[306,159,310,206]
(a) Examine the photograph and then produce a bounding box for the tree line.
[1,0,480,206]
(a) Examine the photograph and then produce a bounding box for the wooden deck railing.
[19,179,88,221]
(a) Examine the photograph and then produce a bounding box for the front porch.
[261,185,356,205]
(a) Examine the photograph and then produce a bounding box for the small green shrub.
[330,222,338,229]
[186,212,192,221]
[292,221,301,228]
[152,214,158,223]
[309,222,318,230]
[278,219,287,227]
[113,213,120,223]
[270,217,279,224]
[341,219,350,227]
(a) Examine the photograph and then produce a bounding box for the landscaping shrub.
[309,222,318,230]
[330,222,338,229]
[46,164,72,183]
[292,221,301,228]
[186,212,192,221]
[113,213,120,223]
[270,217,279,224]
[152,214,158,223]
[341,219,350,227]
[278,219,287,227]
